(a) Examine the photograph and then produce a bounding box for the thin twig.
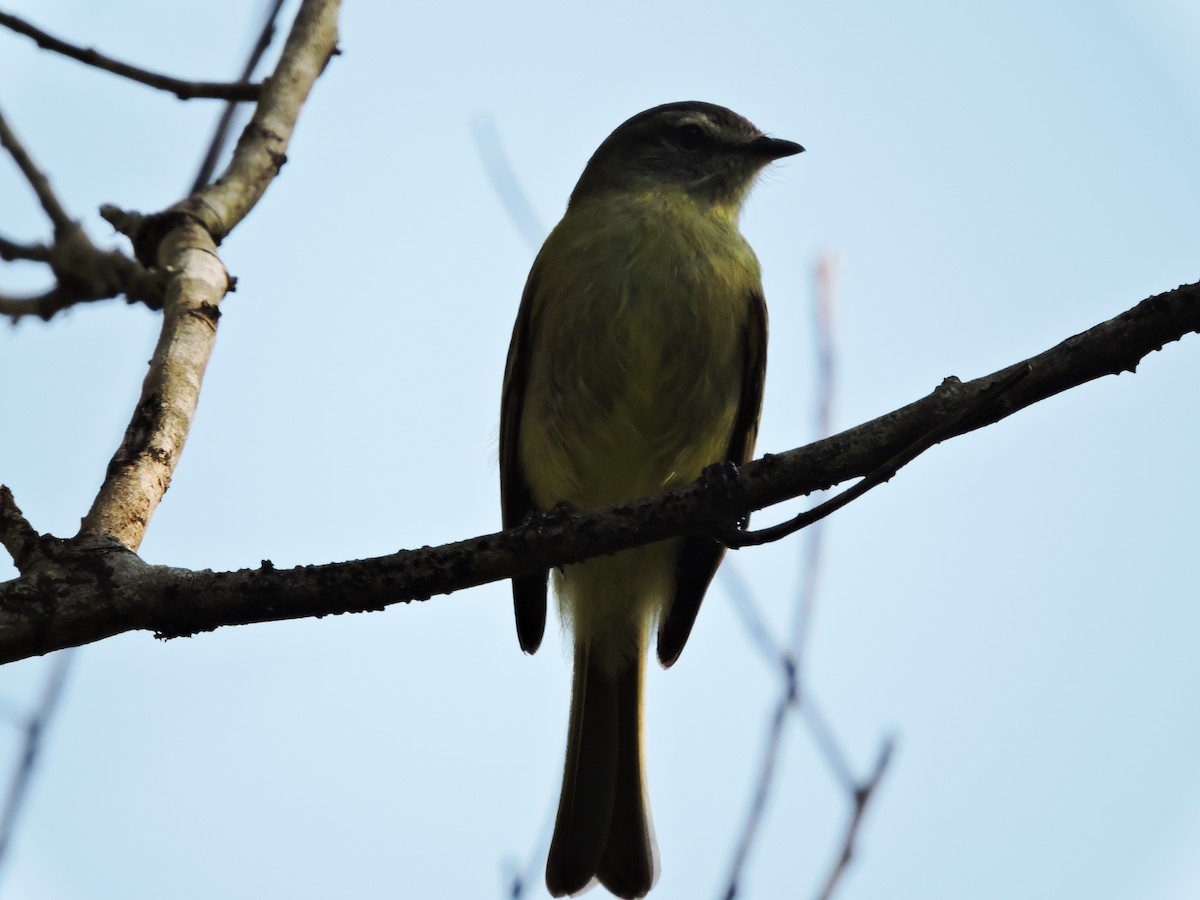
[782,258,890,900]
[0,103,72,233]
[723,365,1030,549]
[0,230,170,324]
[0,10,260,101]
[471,113,545,252]
[791,254,839,656]
[719,562,788,670]
[0,486,41,571]
[505,799,556,899]
[0,103,171,322]
[798,694,858,793]
[0,234,50,262]
[813,739,894,900]
[0,650,76,877]
[721,662,798,900]
[721,257,843,899]
[0,287,62,321]
[165,0,341,246]
[191,0,290,193]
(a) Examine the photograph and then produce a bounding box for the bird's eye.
[673,124,706,150]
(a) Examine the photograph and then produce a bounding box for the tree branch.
[0,3,322,323]
[813,735,893,900]
[78,0,341,551]
[76,218,227,548]
[0,487,41,573]
[0,649,75,873]
[164,0,341,246]
[0,10,261,101]
[0,234,50,262]
[721,664,799,900]
[191,0,291,193]
[0,280,1194,664]
[0,222,170,323]
[0,102,72,234]
[0,287,60,320]
[1,98,175,323]
[724,364,1028,548]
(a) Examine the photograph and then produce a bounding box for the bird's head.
[568,101,803,213]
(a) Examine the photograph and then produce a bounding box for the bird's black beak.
[747,135,805,159]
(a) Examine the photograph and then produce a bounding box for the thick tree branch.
[0,10,261,101]
[78,220,227,548]
[0,280,1194,664]
[78,0,341,550]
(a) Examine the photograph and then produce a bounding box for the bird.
[499,101,802,898]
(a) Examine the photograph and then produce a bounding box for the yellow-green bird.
[500,101,802,898]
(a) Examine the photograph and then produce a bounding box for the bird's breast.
[519,200,761,510]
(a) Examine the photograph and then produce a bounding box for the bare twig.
[0,234,50,262]
[505,801,556,899]
[798,695,892,898]
[724,365,1029,548]
[0,103,72,233]
[0,5,295,323]
[0,228,170,324]
[791,254,839,656]
[0,650,76,877]
[721,256,897,900]
[799,695,859,794]
[0,10,261,101]
[191,0,290,193]
[471,113,546,251]
[722,257,844,898]
[166,0,342,246]
[0,99,172,323]
[813,738,894,900]
[721,661,798,900]
[723,256,839,677]
[0,487,41,571]
[719,561,787,670]
[0,288,60,321]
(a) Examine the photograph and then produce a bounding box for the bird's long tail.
[545,641,657,899]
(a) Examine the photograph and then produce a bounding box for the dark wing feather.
[657,289,768,668]
[500,271,548,654]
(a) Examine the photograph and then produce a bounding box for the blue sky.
[1,1,1198,898]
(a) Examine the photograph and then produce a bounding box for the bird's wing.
[657,289,767,668]
[500,270,549,654]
